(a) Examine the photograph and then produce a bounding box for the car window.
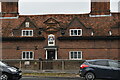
[118,61,120,67]
[88,61,96,65]
[109,61,119,68]
[0,61,8,67]
[94,60,108,66]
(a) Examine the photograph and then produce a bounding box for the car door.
[93,60,112,79]
[108,60,120,79]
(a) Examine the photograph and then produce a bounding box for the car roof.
[86,59,112,62]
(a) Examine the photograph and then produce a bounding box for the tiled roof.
[1,13,120,37]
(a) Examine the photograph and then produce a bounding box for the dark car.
[79,59,120,80]
[0,61,22,80]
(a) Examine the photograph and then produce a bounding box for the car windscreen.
[0,61,8,67]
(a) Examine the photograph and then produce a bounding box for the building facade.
[1,0,120,61]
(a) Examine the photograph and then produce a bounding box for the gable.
[68,17,88,29]
[44,17,60,32]
[17,17,38,29]
[62,17,93,36]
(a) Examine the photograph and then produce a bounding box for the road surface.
[20,76,106,80]
[20,76,84,80]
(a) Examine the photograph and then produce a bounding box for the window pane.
[74,30,77,35]
[23,52,25,58]
[71,52,74,59]
[26,52,29,58]
[26,31,29,35]
[71,30,74,35]
[26,22,29,27]
[78,52,81,58]
[30,52,33,58]
[78,30,81,35]
[74,52,77,58]
[30,31,33,36]
[49,42,53,44]
[23,31,26,36]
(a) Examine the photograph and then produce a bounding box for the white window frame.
[91,32,94,36]
[70,29,82,36]
[0,2,1,12]
[69,51,82,60]
[89,14,112,17]
[48,34,55,46]
[25,22,30,27]
[22,30,33,36]
[22,51,34,60]
[109,31,112,36]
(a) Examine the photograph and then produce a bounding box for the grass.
[23,73,79,77]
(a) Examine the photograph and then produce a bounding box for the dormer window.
[70,29,82,36]
[22,30,33,37]
[25,22,30,27]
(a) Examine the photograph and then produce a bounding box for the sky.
[19,0,120,15]
[0,0,120,15]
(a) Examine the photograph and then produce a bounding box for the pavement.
[21,70,104,80]
[22,69,80,78]
[20,76,84,80]
[22,70,79,74]
[20,70,107,80]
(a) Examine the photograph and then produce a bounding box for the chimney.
[0,0,19,17]
[90,0,110,15]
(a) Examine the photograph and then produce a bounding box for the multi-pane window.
[22,51,34,60]
[25,22,30,27]
[70,29,82,36]
[69,51,82,60]
[22,30,33,36]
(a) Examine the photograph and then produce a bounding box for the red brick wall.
[2,2,18,13]
[91,0,110,15]
[2,39,119,60]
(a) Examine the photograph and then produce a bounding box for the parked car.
[0,61,22,80]
[79,59,120,80]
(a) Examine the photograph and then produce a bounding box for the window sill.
[69,59,82,60]
[22,59,34,60]
[89,14,112,17]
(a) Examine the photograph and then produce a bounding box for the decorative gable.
[44,17,60,32]
[44,17,59,24]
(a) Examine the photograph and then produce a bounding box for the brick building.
[1,0,120,61]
